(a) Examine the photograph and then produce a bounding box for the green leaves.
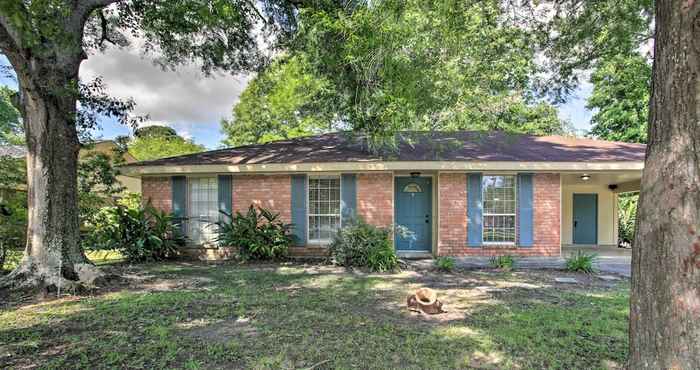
[224,0,566,148]
[221,55,334,146]
[587,53,650,144]
[328,218,398,272]
[215,205,293,260]
[0,86,22,145]
[113,0,297,74]
[83,200,185,262]
[126,129,205,161]
[565,251,598,274]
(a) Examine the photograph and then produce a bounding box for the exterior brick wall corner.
[141,176,172,213]
[357,172,394,229]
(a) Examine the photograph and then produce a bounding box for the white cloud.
[80,44,251,145]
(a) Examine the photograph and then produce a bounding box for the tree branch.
[244,0,268,25]
[98,9,117,47]
[70,0,121,34]
[0,2,32,53]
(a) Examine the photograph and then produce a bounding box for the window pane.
[308,176,341,242]
[482,176,517,243]
[188,177,219,245]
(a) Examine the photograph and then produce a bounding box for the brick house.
[122,131,645,259]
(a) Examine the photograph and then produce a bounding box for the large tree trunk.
[1,55,103,293]
[629,0,700,368]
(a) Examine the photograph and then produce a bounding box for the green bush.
[490,255,515,271]
[618,193,638,247]
[215,205,293,260]
[435,256,456,272]
[83,202,185,262]
[329,219,399,272]
[565,251,598,273]
[1,188,28,272]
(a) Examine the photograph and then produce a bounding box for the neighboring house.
[121,131,645,259]
[0,145,27,191]
[0,145,27,159]
[80,140,141,194]
[0,141,141,194]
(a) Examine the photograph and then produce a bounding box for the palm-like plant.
[215,205,293,260]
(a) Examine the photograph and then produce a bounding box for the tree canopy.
[221,55,336,147]
[0,86,22,145]
[134,125,178,139]
[223,0,567,147]
[587,53,651,144]
[123,125,205,161]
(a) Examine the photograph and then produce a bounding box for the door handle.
[425,214,430,223]
[574,220,578,228]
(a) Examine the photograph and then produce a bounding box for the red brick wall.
[437,173,468,256]
[142,177,172,213]
[532,173,561,256]
[233,175,292,223]
[357,172,393,228]
[436,172,561,257]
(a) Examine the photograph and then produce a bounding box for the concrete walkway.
[409,246,632,277]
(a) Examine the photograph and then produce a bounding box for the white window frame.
[481,174,518,245]
[306,174,342,245]
[186,176,219,246]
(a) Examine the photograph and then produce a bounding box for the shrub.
[435,256,456,272]
[329,219,399,272]
[215,205,293,260]
[490,255,515,271]
[565,251,598,273]
[83,202,185,262]
[618,194,638,247]
[1,189,27,272]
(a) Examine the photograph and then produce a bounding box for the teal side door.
[573,193,598,245]
[395,177,432,251]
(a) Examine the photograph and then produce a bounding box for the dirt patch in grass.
[182,317,259,343]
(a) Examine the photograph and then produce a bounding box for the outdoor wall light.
[580,174,591,181]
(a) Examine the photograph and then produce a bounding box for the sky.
[1,48,595,150]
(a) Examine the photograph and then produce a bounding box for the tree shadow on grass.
[0,262,629,369]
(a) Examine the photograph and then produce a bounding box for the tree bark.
[1,53,103,293]
[629,0,700,368]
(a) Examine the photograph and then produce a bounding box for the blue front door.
[395,177,432,251]
[573,193,598,244]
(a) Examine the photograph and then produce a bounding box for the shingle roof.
[125,131,647,167]
[0,145,27,158]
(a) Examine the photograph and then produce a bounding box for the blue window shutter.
[171,176,187,234]
[218,175,233,221]
[467,173,483,247]
[341,173,357,224]
[291,174,307,246]
[518,173,534,247]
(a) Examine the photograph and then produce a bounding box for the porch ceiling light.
[580,174,591,181]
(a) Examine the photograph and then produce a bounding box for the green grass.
[0,263,629,369]
[2,249,124,271]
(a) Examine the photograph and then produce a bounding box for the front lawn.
[0,262,629,369]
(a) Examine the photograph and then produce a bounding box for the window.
[188,177,218,245]
[402,182,423,193]
[308,176,341,243]
[482,175,517,244]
